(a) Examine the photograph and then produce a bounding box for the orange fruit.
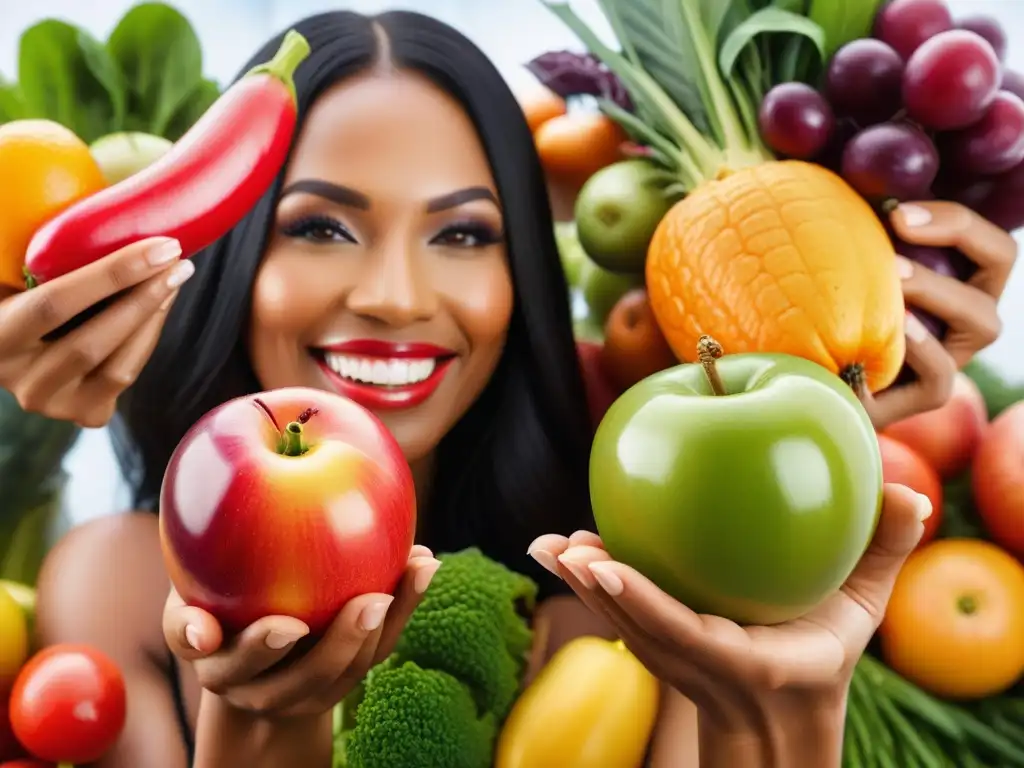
[534,113,626,180]
[879,538,1024,700]
[0,120,106,291]
[517,85,567,134]
[645,161,906,394]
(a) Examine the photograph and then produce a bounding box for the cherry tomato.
[10,645,126,764]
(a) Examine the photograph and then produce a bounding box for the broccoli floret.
[393,547,537,719]
[333,548,538,768]
[337,658,496,768]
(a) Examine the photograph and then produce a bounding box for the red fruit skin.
[945,91,1024,175]
[972,403,1024,558]
[873,0,954,60]
[10,645,126,765]
[576,341,620,432]
[0,693,27,762]
[159,387,416,636]
[877,435,944,547]
[883,373,988,480]
[0,760,54,767]
[24,73,298,285]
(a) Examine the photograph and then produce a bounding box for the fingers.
[897,258,1002,365]
[163,589,225,661]
[372,555,441,663]
[88,302,175,394]
[891,201,1017,298]
[12,272,188,408]
[0,238,184,348]
[861,313,956,429]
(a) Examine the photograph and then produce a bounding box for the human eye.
[430,220,504,249]
[280,215,357,244]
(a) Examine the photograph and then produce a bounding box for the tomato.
[0,588,28,686]
[534,113,626,179]
[972,402,1024,558]
[880,539,1024,699]
[10,645,126,764]
[600,289,678,393]
[877,435,943,547]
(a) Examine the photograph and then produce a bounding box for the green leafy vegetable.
[165,78,221,140]
[719,8,827,81]
[106,2,204,136]
[809,0,887,58]
[0,78,26,122]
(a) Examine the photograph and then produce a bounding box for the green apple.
[554,221,587,287]
[574,159,676,274]
[90,132,174,184]
[579,259,643,326]
[590,344,882,626]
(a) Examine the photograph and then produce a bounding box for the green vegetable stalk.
[333,548,538,768]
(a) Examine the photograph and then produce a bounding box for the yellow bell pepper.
[495,635,660,768]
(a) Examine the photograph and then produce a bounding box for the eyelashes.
[279,215,503,249]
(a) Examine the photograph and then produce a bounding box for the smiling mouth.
[314,351,446,387]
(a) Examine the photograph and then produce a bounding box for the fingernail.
[266,629,307,650]
[528,547,559,576]
[414,558,442,594]
[899,203,932,227]
[360,598,393,632]
[557,552,595,588]
[185,624,202,651]
[588,562,624,596]
[167,260,195,288]
[905,311,930,342]
[894,255,914,279]
[915,493,934,522]
[147,238,182,266]
[159,290,179,312]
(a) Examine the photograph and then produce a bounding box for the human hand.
[528,485,930,732]
[163,545,440,719]
[0,237,193,427]
[863,201,1016,429]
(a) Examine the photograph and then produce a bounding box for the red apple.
[883,373,987,479]
[972,402,1024,559]
[877,435,943,547]
[576,340,620,430]
[600,289,679,393]
[159,387,416,635]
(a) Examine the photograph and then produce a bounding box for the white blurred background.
[0,0,1021,524]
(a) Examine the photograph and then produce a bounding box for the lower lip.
[315,356,455,411]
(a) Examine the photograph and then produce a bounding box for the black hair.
[112,11,594,594]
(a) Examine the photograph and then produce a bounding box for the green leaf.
[16,20,120,141]
[719,7,827,80]
[808,0,886,59]
[76,28,126,131]
[164,78,220,141]
[0,77,27,123]
[106,2,203,137]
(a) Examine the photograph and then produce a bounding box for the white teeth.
[322,354,437,386]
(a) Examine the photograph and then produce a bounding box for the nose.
[346,237,437,326]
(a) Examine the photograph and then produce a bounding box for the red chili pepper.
[23,30,311,288]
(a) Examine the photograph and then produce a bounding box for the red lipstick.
[313,339,456,411]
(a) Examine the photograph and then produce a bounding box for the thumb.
[842,483,932,620]
[163,588,225,661]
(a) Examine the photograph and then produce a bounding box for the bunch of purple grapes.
[756,0,1023,365]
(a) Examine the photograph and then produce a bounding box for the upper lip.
[317,339,456,359]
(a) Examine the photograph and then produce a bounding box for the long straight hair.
[112,11,594,593]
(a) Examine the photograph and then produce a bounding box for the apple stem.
[840,363,868,398]
[697,335,727,396]
[281,422,307,456]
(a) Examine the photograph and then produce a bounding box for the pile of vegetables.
[332,548,537,768]
[525,0,1024,764]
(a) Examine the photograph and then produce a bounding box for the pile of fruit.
[0,581,126,768]
[521,0,1024,764]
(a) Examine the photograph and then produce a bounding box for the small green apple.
[579,258,643,326]
[590,338,883,626]
[90,132,174,184]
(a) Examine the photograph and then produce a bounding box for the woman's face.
[249,70,514,463]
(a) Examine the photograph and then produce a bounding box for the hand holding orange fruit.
[0,120,106,291]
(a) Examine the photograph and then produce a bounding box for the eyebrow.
[279,179,499,213]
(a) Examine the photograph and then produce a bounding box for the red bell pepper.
[23,30,311,288]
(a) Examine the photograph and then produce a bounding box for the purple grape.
[951,159,1024,233]
[942,91,1024,175]
[957,14,1007,61]
[825,39,904,125]
[903,30,1001,130]
[842,123,940,202]
[1000,69,1024,101]
[873,0,954,60]
[758,83,835,159]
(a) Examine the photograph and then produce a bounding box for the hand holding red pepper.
[529,484,932,765]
